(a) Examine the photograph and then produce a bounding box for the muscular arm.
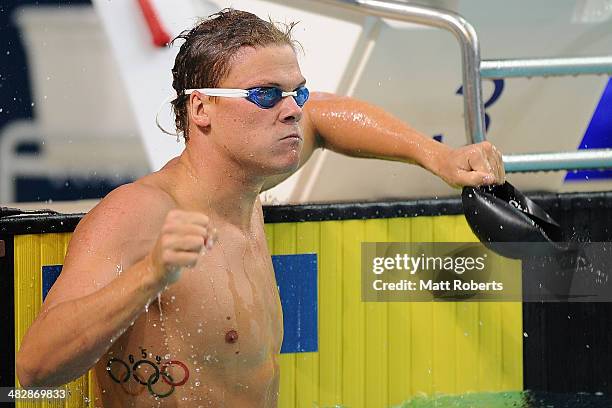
[17,259,162,387]
[304,92,452,174]
[16,185,170,387]
[262,92,504,191]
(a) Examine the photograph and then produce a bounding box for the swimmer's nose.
[278,95,303,124]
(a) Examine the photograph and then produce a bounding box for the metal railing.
[313,0,612,173]
[481,56,612,79]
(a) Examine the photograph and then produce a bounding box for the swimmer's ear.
[189,92,211,128]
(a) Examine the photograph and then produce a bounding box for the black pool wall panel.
[522,191,612,394]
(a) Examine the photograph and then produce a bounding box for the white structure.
[3,0,611,203]
[0,6,149,203]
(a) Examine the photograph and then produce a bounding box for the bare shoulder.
[41,181,176,311]
[301,91,335,139]
[301,91,343,154]
[82,181,174,231]
[73,181,175,250]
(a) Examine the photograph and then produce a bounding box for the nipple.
[225,330,239,344]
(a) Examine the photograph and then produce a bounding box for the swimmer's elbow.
[16,338,58,387]
[16,321,47,387]
[16,351,40,388]
[16,352,64,388]
[17,343,79,388]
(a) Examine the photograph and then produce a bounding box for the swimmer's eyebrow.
[250,79,307,90]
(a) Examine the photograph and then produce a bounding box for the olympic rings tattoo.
[106,352,190,398]
[161,360,190,387]
[148,372,175,398]
[107,358,130,383]
[132,360,159,385]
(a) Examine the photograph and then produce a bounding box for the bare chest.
[161,239,283,362]
[97,230,283,404]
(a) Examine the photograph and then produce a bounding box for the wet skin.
[92,45,306,407]
[93,187,284,407]
[28,45,310,407]
[16,42,505,407]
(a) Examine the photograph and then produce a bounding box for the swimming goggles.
[185,86,310,109]
[156,86,310,136]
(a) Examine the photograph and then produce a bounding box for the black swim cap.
[462,181,571,258]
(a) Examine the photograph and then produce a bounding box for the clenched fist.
[148,209,217,286]
[436,141,506,188]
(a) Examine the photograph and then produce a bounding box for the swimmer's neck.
[168,145,263,230]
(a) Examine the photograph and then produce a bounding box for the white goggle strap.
[185,88,249,98]
[155,89,250,138]
[155,92,181,137]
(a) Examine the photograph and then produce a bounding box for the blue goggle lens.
[294,87,310,107]
[246,86,310,109]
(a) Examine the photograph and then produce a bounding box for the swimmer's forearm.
[16,257,164,387]
[305,93,452,175]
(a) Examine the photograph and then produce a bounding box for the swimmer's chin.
[275,160,301,175]
[263,157,301,178]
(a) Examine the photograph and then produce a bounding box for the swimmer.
[16,9,505,407]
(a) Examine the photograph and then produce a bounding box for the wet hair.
[170,8,299,141]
